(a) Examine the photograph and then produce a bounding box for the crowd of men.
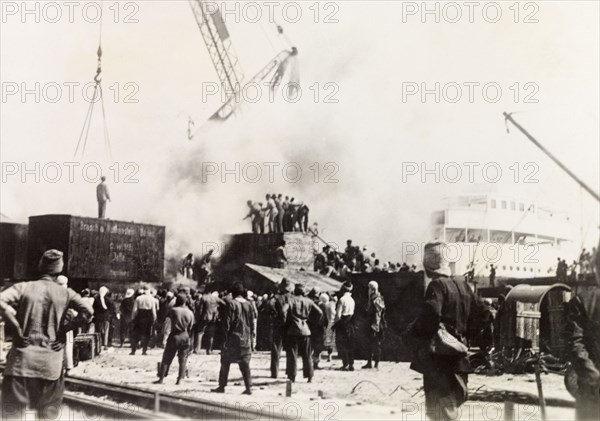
[0,244,598,420]
[314,240,417,277]
[557,248,598,283]
[244,195,310,234]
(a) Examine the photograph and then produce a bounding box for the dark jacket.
[93,295,115,323]
[120,296,135,321]
[566,288,600,399]
[410,276,482,374]
[221,297,256,360]
[268,292,292,329]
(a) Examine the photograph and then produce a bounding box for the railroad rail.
[0,364,283,420]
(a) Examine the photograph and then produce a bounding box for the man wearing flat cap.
[0,249,93,418]
[409,242,482,421]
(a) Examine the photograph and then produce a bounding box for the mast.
[503,112,599,203]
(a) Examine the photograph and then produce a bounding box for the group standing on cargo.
[244,195,310,234]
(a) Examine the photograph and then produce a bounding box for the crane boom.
[209,48,297,121]
[189,0,244,120]
[503,112,600,203]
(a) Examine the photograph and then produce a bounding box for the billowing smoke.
[1,2,598,270]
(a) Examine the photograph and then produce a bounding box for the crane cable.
[74,1,113,161]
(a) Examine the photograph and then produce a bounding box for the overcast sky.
[1,1,598,261]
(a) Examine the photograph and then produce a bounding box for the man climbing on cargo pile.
[243,200,264,234]
[0,249,93,419]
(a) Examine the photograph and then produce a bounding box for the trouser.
[277,211,284,233]
[132,310,153,353]
[120,319,131,346]
[219,355,252,390]
[98,201,107,219]
[336,335,354,367]
[158,333,190,381]
[193,321,217,353]
[95,320,111,347]
[423,370,468,421]
[285,335,313,381]
[366,329,383,366]
[335,318,355,368]
[251,218,260,234]
[270,328,284,378]
[1,372,65,420]
[298,213,308,232]
[311,335,325,366]
[268,212,277,233]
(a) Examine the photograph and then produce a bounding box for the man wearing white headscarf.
[363,281,386,369]
[409,242,482,421]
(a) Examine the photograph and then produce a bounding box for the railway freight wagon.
[26,215,165,290]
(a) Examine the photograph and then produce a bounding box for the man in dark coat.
[284,284,323,383]
[267,278,293,378]
[155,293,195,385]
[0,250,93,418]
[212,282,256,395]
[409,242,482,421]
[566,242,600,420]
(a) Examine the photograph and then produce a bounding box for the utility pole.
[503,112,600,203]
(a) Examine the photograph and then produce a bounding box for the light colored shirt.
[0,277,93,380]
[132,294,157,320]
[336,292,355,321]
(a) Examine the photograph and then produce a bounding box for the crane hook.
[94,45,103,83]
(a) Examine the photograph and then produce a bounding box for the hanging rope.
[73,1,112,161]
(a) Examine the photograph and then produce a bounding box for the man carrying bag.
[409,242,483,421]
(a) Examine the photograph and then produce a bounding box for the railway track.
[0,364,280,420]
